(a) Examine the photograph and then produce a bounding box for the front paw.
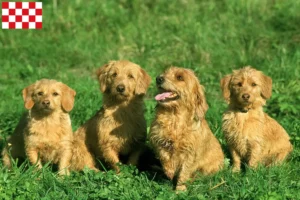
[111,164,121,174]
[164,170,175,180]
[58,169,70,176]
[176,184,187,191]
[232,166,241,173]
[248,160,259,169]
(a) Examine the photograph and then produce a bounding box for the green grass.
[0,0,300,199]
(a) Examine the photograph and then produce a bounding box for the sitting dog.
[220,66,293,172]
[149,67,224,191]
[2,79,76,175]
[74,60,151,172]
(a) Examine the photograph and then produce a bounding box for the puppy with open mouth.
[149,67,224,191]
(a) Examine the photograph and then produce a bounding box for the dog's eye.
[177,75,184,81]
[128,74,134,79]
[53,92,59,96]
[37,92,43,96]
[237,82,242,87]
[112,73,117,77]
[252,83,257,87]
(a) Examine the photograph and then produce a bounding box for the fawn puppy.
[221,66,293,172]
[2,79,76,175]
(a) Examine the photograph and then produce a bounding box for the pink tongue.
[155,92,172,101]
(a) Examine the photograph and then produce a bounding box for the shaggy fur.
[149,67,224,191]
[69,135,99,172]
[2,79,76,175]
[220,66,293,172]
[74,60,151,172]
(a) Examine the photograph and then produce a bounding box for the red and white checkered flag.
[2,2,42,29]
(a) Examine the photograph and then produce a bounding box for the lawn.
[0,0,299,199]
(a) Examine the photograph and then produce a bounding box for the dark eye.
[53,92,59,96]
[237,82,242,87]
[128,74,134,79]
[177,75,184,81]
[112,73,117,77]
[38,92,43,96]
[252,83,257,87]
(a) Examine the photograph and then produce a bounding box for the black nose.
[116,84,125,93]
[156,76,164,85]
[42,100,50,106]
[242,94,250,100]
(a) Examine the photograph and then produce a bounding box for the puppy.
[74,60,151,172]
[2,79,76,175]
[220,66,293,172]
[149,67,224,191]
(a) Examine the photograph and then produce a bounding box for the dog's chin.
[238,98,252,106]
[114,93,130,101]
[235,99,253,112]
[35,105,55,114]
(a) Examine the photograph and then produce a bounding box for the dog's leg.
[2,148,12,168]
[162,160,176,180]
[161,153,175,180]
[231,148,241,172]
[26,149,42,169]
[127,145,144,166]
[176,158,195,191]
[248,142,262,168]
[102,148,121,173]
[158,150,176,180]
[58,148,72,176]
[273,147,292,165]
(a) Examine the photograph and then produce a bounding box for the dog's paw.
[175,184,187,192]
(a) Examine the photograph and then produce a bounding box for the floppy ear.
[194,82,209,120]
[22,83,35,110]
[135,68,151,95]
[220,75,231,103]
[60,83,76,112]
[96,61,115,93]
[261,74,272,99]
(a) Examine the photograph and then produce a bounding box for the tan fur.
[2,79,76,175]
[149,67,224,191]
[69,134,99,172]
[74,60,151,172]
[220,66,293,172]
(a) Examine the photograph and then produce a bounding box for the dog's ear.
[220,75,231,103]
[261,74,272,99]
[22,84,35,110]
[60,83,76,112]
[194,83,209,120]
[96,61,116,93]
[135,68,151,95]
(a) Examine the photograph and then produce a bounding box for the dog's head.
[220,66,272,111]
[155,67,208,120]
[96,60,151,101]
[22,79,76,113]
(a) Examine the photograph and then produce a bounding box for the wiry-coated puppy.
[221,66,293,172]
[149,67,224,191]
[2,79,76,175]
[74,60,151,172]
